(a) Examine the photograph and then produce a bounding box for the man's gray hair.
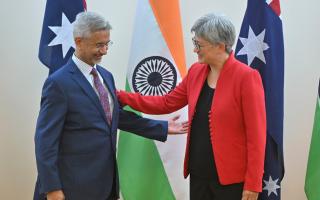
[191,13,236,53]
[73,11,112,38]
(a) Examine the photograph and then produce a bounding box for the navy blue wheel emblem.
[132,56,177,96]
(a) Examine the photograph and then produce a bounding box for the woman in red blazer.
[118,13,266,200]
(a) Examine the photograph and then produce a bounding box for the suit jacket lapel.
[68,60,108,124]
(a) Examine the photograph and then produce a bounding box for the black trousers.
[190,174,244,200]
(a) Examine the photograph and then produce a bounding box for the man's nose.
[100,46,108,55]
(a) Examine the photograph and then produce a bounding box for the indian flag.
[305,79,320,200]
[117,0,189,199]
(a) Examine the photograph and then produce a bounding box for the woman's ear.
[216,42,226,52]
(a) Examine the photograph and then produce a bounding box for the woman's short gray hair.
[191,13,236,53]
[73,11,112,38]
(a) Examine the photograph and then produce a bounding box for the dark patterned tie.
[91,68,112,125]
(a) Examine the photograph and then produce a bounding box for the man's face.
[75,30,111,66]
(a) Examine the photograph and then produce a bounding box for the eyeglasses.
[96,40,113,49]
[192,37,201,50]
[192,37,212,50]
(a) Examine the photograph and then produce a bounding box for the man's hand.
[46,190,65,200]
[168,115,188,135]
[241,190,259,200]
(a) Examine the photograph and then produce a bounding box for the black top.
[189,80,218,181]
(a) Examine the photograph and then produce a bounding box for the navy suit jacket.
[34,59,167,200]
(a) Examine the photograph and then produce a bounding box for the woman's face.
[192,36,219,64]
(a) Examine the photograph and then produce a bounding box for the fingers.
[177,121,188,133]
[170,115,180,122]
[46,190,65,200]
[167,116,188,135]
[181,121,188,127]
[241,190,258,200]
[116,90,121,96]
[168,124,188,135]
[177,125,188,134]
[116,90,129,107]
[181,122,188,132]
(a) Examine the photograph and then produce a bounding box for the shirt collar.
[72,54,97,76]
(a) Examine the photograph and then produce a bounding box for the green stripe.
[117,81,175,200]
[305,95,320,200]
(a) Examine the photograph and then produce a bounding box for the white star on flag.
[237,26,269,66]
[263,175,281,196]
[48,12,75,58]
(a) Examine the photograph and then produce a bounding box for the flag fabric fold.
[117,0,188,199]
[305,80,320,200]
[235,0,284,199]
[39,0,86,74]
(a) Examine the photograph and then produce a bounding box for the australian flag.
[38,0,87,74]
[235,0,284,199]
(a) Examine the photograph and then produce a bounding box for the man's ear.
[74,37,82,48]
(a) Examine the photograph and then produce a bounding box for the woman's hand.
[241,190,259,200]
[116,90,128,107]
[46,190,65,200]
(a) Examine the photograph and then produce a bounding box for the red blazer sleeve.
[241,70,267,192]
[118,73,189,114]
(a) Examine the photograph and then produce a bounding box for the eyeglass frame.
[192,37,214,50]
[95,40,113,49]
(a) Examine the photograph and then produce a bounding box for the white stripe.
[127,0,189,198]
[127,0,182,86]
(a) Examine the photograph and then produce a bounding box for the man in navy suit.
[34,11,187,200]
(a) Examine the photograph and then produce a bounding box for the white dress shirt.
[72,54,114,116]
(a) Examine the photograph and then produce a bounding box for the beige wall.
[0,0,319,199]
